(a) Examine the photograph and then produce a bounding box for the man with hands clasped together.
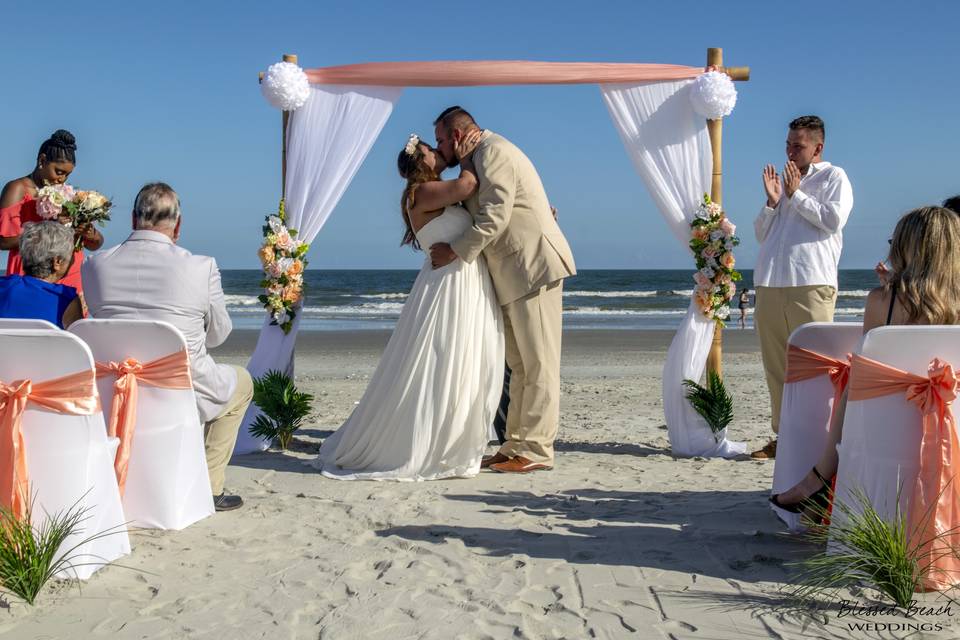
[750,115,854,459]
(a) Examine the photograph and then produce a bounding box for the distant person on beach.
[738,288,750,329]
[82,183,251,512]
[751,115,854,460]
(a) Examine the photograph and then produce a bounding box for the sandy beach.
[2,329,954,639]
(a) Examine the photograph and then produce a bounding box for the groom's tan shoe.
[490,456,553,474]
[481,452,510,469]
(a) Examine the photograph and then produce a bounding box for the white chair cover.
[770,322,862,530]
[70,319,215,530]
[0,329,129,580]
[832,326,960,532]
[0,318,59,330]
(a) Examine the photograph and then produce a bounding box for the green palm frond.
[682,371,734,440]
[251,370,314,449]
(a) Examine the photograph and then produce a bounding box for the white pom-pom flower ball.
[261,61,310,111]
[690,71,737,120]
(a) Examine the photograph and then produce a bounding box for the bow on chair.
[95,350,193,496]
[0,372,99,519]
[849,354,960,591]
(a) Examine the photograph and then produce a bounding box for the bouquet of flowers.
[36,184,112,250]
[257,200,309,334]
[689,194,741,326]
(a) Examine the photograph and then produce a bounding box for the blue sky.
[1,1,956,270]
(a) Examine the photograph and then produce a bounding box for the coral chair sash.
[785,344,850,393]
[848,353,960,591]
[95,349,192,494]
[0,370,99,519]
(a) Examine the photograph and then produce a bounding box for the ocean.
[222,268,877,331]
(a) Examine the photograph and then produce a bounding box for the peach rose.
[720,252,736,269]
[258,245,275,265]
[282,286,301,303]
[287,259,304,276]
[692,227,710,241]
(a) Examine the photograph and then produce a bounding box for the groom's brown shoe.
[481,452,510,469]
[490,456,553,474]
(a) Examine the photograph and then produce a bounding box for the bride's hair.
[887,205,960,325]
[397,142,437,250]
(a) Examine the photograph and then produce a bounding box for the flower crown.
[404,134,420,156]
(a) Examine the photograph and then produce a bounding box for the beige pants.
[203,365,253,495]
[755,285,836,433]
[499,280,564,465]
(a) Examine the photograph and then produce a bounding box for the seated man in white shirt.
[82,182,252,511]
[751,115,854,459]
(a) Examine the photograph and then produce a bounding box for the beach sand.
[1,329,953,639]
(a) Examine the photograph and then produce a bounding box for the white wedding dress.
[313,206,504,480]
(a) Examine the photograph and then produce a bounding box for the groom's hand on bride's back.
[430,243,458,269]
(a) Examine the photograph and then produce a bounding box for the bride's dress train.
[313,206,504,480]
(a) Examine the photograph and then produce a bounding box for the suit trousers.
[755,284,837,434]
[499,280,563,464]
[204,365,253,495]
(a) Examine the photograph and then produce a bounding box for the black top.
[886,284,897,326]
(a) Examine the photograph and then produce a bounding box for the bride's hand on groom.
[454,129,482,161]
[430,243,458,269]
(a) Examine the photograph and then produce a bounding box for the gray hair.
[20,222,74,278]
[133,182,181,229]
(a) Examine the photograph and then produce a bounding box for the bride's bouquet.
[257,200,309,334]
[689,194,741,326]
[36,184,112,250]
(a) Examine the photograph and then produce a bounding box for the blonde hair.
[887,206,960,325]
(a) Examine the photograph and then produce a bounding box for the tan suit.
[451,131,576,464]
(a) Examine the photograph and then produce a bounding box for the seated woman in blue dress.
[0,221,82,328]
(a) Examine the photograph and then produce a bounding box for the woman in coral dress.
[0,130,103,296]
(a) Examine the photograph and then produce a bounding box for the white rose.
[268,216,284,233]
[700,266,715,279]
[716,305,730,319]
[709,229,724,241]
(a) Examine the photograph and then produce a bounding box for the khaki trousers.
[755,285,836,433]
[203,365,253,495]
[500,280,564,465]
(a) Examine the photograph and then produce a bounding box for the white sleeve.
[205,258,232,348]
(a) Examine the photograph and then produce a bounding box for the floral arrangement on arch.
[35,184,112,250]
[257,200,309,334]
[689,194,741,325]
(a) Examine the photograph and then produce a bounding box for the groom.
[430,106,576,473]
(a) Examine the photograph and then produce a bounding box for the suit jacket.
[81,230,237,422]
[450,131,576,305]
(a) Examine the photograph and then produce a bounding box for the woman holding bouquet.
[0,129,103,294]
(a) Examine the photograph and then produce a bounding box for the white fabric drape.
[234,84,401,455]
[601,80,745,458]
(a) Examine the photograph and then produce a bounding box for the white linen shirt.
[753,161,853,289]
[81,230,237,422]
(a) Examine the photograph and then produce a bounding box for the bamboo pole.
[705,47,724,379]
[281,53,297,202]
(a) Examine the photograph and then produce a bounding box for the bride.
[313,131,504,481]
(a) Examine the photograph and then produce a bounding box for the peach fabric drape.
[0,370,99,519]
[848,353,960,591]
[305,61,702,87]
[95,350,193,495]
